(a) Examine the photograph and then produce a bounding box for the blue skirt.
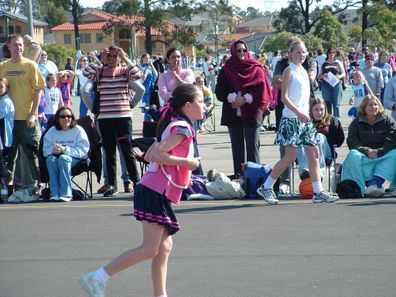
[133,184,180,235]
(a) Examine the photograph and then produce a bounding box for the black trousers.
[228,124,260,177]
[98,118,139,186]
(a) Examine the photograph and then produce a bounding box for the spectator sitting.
[297,97,345,180]
[341,94,396,197]
[43,107,89,202]
[194,75,213,131]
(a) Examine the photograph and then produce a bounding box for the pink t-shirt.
[140,120,194,204]
[158,69,194,101]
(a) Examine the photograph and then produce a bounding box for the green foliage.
[42,44,76,70]
[369,6,396,49]
[263,31,293,52]
[348,25,362,47]
[313,10,348,49]
[102,0,141,16]
[45,2,69,28]
[300,33,323,52]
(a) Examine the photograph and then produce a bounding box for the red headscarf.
[223,40,272,118]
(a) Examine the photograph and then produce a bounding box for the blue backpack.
[242,162,272,199]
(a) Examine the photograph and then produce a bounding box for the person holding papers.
[318,47,346,118]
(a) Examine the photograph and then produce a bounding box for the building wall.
[54,30,113,51]
[0,17,45,44]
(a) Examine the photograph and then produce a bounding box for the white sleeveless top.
[282,62,310,119]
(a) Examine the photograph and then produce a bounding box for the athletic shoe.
[49,196,60,202]
[80,272,106,297]
[365,185,385,198]
[59,196,72,202]
[256,186,279,205]
[123,181,131,193]
[103,186,118,197]
[97,184,110,194]
[312,191,339,203]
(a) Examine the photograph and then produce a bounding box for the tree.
[102,0,140,16]
[300,33,323,52]
[0,0,22,13]
[263,31,293,53]
[366,5,396,49]
[102,0,193,55]
[273,0,360,34]
[348,24,362,47]
[313,10,349,49]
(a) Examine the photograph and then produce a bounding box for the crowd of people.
[2,33,396,297]
[1,33,396,205]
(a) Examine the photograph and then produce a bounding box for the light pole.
[27,0,34,36]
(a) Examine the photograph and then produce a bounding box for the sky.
[79,0,290,12]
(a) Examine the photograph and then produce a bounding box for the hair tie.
[159,101,173,121]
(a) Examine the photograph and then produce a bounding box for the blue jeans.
[46,154,80,198]
[321,82,342,118]
[79,95,88,118]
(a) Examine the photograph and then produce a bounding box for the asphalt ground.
[1,88,396,297]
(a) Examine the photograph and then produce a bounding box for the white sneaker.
[256,186,279,205]
[365,185,385,198]
[50,196,60,202]
[59,196,72,202]
[312,191,339,203]
[80,272,106,297]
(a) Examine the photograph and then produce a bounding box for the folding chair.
[199,104,216,133]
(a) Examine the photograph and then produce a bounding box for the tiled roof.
[51,22,108,31]
[51,9,176,36]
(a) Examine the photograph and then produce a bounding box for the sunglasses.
[59,115,72,119]
[236,49,247,53]
[81,59,88,62]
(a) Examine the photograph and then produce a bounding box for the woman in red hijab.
[216,40,272,177]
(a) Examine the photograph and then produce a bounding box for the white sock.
[312,182,323,194]
[263,176,277,189]
[156,294,168,297]
[93,268,110,283]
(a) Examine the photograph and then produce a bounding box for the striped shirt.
[83,64,141,119]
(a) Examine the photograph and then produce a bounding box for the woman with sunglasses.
[43,107,90,202]
[318,47,346,118]
[75,55,90,117]
[215,40,271,178]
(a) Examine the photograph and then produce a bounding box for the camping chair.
[289,145,338,195]
[130,120,156,177]
[199,103,216,133]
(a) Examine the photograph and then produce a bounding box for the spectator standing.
[38,50,58,78]
[0,35,45,198]
[158,48,195,102]
[57,70,75,107]
[75,55,90,117]
[318,47,345,118]
[374,50,392,102]
[83,45,141,197]
[362,53,384,98]
[0,77,15,191]
[215,40,271,178]
[140,53,158,121]
[383,75,396,120]
[42,73,63,126]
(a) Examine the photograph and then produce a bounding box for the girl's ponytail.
[156,84,202,141]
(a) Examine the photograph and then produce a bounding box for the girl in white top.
[43,73,63,125]
[257,37,339,204]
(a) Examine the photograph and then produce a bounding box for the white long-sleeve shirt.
[43,125,89,159]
